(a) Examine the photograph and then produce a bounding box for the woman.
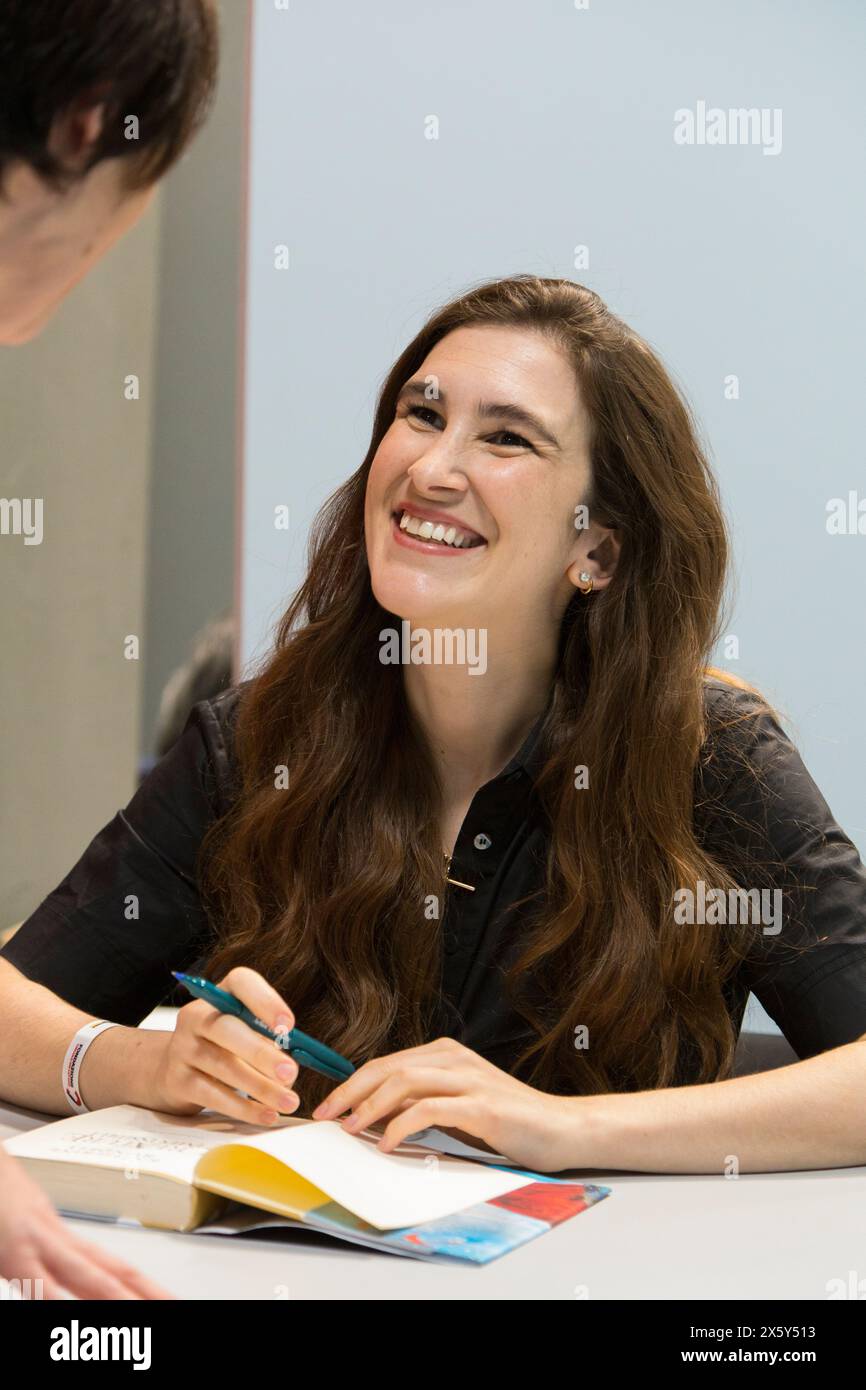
[2,275,865,1175]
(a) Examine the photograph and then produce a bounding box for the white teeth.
[397,510,480,549]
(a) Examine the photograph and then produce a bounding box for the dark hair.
[0,0,219,192]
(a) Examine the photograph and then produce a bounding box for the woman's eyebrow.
[396,379,561,450]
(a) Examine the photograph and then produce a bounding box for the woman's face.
[365,324,602,634]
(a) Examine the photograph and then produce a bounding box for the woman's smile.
[389,505,488,557]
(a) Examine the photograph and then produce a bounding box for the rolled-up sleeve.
[701,687,866,1059]
[0,692,238,1025]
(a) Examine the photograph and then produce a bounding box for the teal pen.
[171,972,355,1082]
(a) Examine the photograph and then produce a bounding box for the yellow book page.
[195,1145,330,1220]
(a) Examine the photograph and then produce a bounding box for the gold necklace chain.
[443,849,475,893]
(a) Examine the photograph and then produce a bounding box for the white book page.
[224,1118,527,1229]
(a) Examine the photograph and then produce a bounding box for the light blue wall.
[240,0,866,900]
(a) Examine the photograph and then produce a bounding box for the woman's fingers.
[183,1067,291,1127]
[313,1038,474,1121]
[339,1067,470,1135]
[187,1034,299,1115]
[218,966,295,1034]
[199,1009,295,1083]
[378,1095,483,1153]
[170,965,301,1120]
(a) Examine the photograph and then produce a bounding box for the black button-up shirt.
[4,678,866,1087]
[436,707,550,1071]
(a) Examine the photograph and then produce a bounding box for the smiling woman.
[1,275,865,1176]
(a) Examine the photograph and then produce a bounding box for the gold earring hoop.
[578,570,593,595]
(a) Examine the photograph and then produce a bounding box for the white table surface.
[2,1009,864,1299]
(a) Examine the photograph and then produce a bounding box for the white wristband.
[62,1020,120,1114]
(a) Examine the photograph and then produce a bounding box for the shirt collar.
[499,693,554,783]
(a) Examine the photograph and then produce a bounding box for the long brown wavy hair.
[202,275,781,1111]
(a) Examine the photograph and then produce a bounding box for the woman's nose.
[406,439,467,487]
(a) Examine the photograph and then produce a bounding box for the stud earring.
[578,570,593,595]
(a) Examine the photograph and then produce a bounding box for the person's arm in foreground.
[311,1033,866,1174]
[0,1147,172,1299]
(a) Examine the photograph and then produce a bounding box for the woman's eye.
[404,406,531,450]
[407,404,440,427]
[490,430,532,449]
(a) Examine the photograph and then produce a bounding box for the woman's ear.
[567,526,621,593]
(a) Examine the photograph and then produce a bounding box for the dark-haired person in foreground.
[0,0,217,344]
[0,0,218,1299]
[2,277,866,1180]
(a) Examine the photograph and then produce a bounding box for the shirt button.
[473,833,492,851]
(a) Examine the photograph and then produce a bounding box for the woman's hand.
[0,1148,173,1299]
[311,1037,589,1173]
[146,967,301,1126]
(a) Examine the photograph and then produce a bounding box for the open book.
[5,1105,609,1265]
